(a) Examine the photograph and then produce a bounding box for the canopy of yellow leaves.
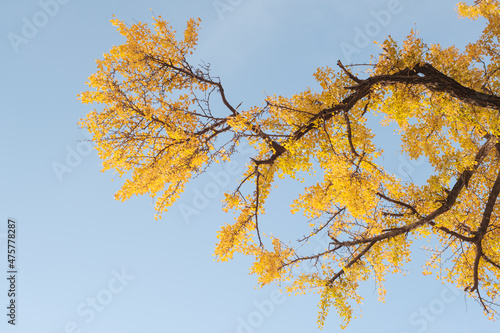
[80,1,500,329]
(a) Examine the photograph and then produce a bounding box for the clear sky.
[0,0,498,332]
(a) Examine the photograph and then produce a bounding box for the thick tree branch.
[343,112,360,157]
[285,137,497,285]
[483,254,500,270]
[469,158,500,296]
[254,166,264,247]
[476,155,500,239]
[326,240,377,286]
[260,62,500,166]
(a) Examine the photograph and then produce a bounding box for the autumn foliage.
[79,1,500,328]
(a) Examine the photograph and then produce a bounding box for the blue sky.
[1,0,498,332]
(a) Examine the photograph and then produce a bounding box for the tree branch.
[257,62,500,167]
[326,240,377,286]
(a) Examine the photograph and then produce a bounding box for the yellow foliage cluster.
[80,1,500,329]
